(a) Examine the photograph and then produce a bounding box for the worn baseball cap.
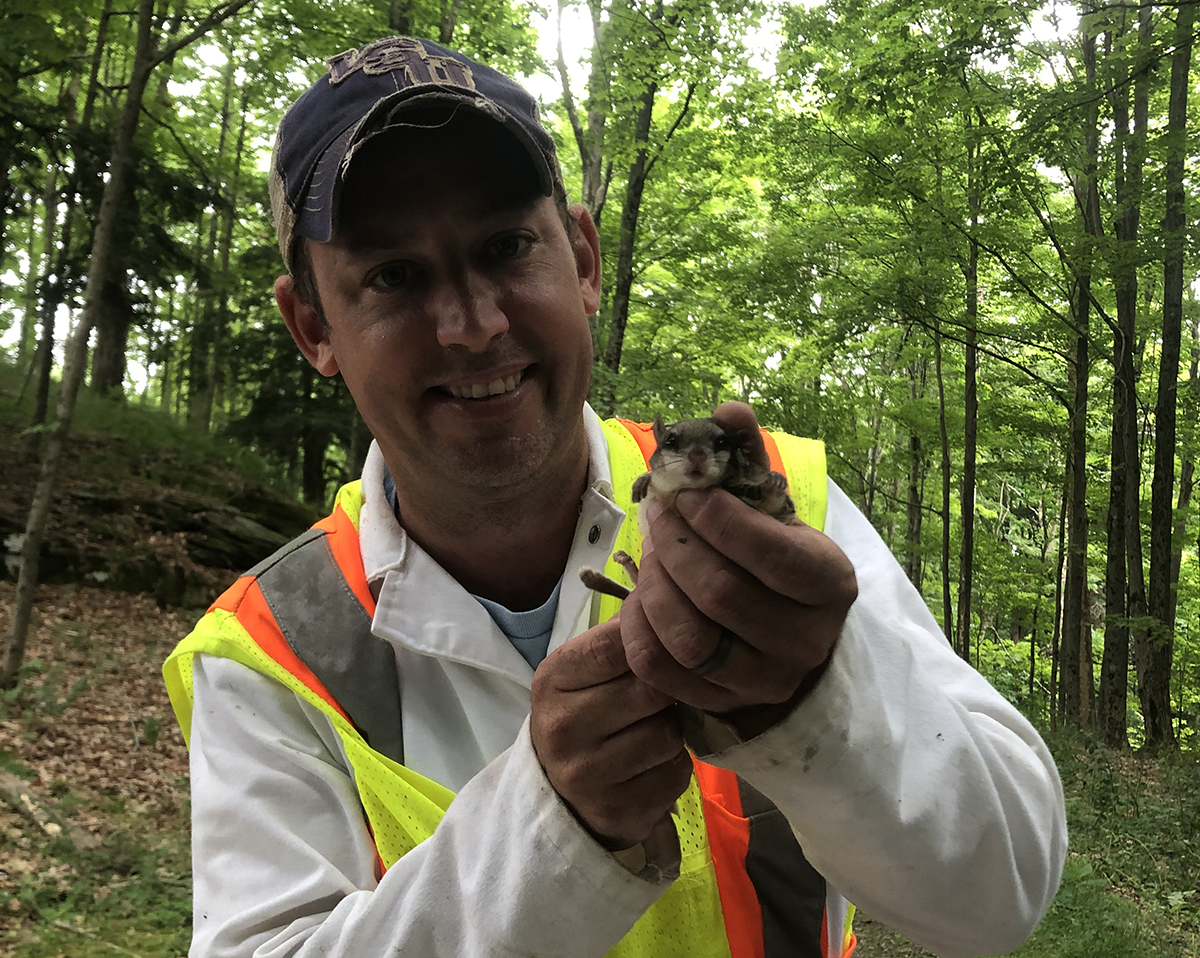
[269,36,564,273]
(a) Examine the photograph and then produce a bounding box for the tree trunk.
[27,165,62,458]
[1142,0,1193,748]
[2,0,255,688]
[389,0,412,34]
[1051,488,1067,728]
[1061,15,1103,727]
[298,367,331,505]
[1169,316,1198,626]
[188,39,237,432]
[26,0,114,417]
[596,79,657,415]
[557,0,611,227]
[17,205,40,371]
[158,286,176,412]
[935,316,954,641]
[203,67,249,429]
[904,357,927,587]
[955,147,979,662]
[1098,7,1148,747]
[438,0,462,44]
[89,272,132,395]
[1061,282,1090,726]
[2,0,159,688]
[1100,376,1131,746]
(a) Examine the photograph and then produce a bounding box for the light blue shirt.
[471,579,562,670]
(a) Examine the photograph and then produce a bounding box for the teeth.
[447,371,522,400]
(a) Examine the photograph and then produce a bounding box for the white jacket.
[186,407,1067,958]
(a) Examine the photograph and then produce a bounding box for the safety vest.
[164,418,856,958]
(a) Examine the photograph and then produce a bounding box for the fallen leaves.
[0,580,199,943]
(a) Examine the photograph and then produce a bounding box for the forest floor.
[0,577,1198,958]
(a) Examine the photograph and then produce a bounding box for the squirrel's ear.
[652,414,665,444]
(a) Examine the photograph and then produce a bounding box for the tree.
[3,0,255,689]
[1141,0,1195,747]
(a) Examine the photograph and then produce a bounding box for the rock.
[186,510,289,570]
[228,485,321,537]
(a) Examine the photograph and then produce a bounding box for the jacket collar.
[358,404,625,686]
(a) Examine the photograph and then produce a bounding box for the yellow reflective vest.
[165,418,855,958]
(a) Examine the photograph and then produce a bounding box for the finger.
[630,550,728,673]
[629,570,807,711]
[542,702,685,792]
[621,579,749,713]
[575,748,694,850]
[643,506,799,645]
[602,708,688,783]
[710,401,768,470]
[534,667,677,745]
[544,618,633,692]
[639,510,843,678]
[670,488,858,609]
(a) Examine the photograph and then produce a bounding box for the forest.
[0,0,1197,755]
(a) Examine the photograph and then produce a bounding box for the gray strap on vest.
[248,528,405,765]
[738,778,826,958]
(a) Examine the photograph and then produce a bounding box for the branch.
[556,0,588,162]
[968,99,1120,339]
[152,0,256,66]
[139,102,218,194]
[0,769,99,852]
[643,80,695,180]
[817,115,1082,339]
[902,305,1072,412]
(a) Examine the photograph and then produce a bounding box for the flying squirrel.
[580,414,798,601]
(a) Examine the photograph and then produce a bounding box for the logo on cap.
[327,37,476,91]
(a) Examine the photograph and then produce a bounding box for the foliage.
[1049,731,1200,951]
[0,356,292,500]
[0,0,1197,734]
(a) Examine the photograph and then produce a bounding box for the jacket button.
[588,525,601,544]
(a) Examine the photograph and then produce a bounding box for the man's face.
[277,123,601,505]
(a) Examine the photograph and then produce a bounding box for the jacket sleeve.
[187,654,669,958]
[700,479,1068,958]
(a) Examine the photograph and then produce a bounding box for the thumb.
[546,619,630,691]
[711,401,768,470]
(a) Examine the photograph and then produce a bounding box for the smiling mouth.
[444,369,524,400]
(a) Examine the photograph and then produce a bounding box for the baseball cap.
[269,36,565,273]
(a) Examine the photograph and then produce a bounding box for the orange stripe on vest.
[211,574,352,726]
[693,761,766,958]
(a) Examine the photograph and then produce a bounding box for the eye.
[486,232,532,261]
[713,435,730,452]
[661,434,679,451]
[366,263,410,290]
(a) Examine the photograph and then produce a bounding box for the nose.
[431,274,509,352]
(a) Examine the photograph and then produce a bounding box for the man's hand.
[530,619,693,850]
[620,402,858,736]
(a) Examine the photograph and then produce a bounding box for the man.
[164,36,1067,958]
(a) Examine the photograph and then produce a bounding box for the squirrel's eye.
[713,435,729,452]
[662,435,679,450]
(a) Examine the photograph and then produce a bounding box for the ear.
[569,204,602,314]
[275,275,339,377]
[652,413,665,444]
